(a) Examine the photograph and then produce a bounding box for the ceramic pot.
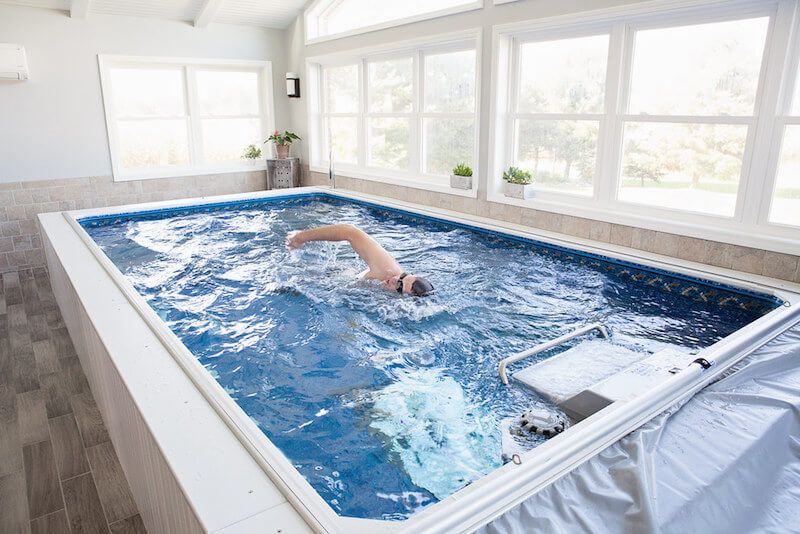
[503,181,535,199]
[450,174,472,190]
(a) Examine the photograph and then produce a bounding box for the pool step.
[513,339,643,404]
[514,340,693,421]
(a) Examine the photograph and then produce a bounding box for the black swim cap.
[410,276,434,297]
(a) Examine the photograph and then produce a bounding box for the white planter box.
[450,174,473,190]
[503,181,535,199]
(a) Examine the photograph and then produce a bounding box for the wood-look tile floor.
[0,268,147,534]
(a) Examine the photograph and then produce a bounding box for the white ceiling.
[0,0,308,28]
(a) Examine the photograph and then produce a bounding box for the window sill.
[310,166,479,198]
[113,163,267,183]
[487,192,800,256]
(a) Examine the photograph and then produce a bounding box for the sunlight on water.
[82,196,771,520]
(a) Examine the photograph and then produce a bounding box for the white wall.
[284,0,644,197]
[0,4,291,183]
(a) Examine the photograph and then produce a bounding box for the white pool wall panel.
[39,212,312,534]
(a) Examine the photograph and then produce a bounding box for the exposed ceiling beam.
[194,0,225,28]
[70,0,90,18]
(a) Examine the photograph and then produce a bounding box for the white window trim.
[307,29,482,199]
[98,55,275,182]
[304,0,483,45]
[506,24,613,202]
[755,4,800,233]
[487,0,800,256]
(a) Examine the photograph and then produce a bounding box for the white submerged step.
[513,339,644,404]
[513,340,694,421]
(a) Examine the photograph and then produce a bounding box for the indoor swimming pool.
[77,193,782,521]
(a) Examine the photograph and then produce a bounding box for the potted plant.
[242,144,262,164]
[266,130,301,159]
[502,166,534,199]
[450,163,473,190]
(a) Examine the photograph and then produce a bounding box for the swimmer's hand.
[285,231,305,249]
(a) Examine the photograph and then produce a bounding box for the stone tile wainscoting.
[0,171,267,273]
[303,171,800,285]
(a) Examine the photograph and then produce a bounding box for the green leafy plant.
[266,130,301,146]
[242,144,262,160]
[452,163,473,177]
[503,166,533,185]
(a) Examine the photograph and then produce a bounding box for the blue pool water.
[80,194,779,520]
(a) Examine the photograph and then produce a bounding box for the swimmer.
[285,224,434,296]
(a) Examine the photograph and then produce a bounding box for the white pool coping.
[41,186,800,533]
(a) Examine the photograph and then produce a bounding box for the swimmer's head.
[384,272,434,297]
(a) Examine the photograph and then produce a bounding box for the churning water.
[81,195,776,520]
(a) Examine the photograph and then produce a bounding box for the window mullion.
[359,58,368,168]
[184,65,203,167]
[601,22,633,208]
[506,37,521,175]
[412,50,423,176]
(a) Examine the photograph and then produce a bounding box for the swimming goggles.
[395,272,408,294]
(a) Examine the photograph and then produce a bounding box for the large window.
[770,55,800,228]
[311,35,479,192]
[618,18,768,217]
[305,0,482,42]
[492,0,800,252]
[511,34,609,196]
[99,56,274,181]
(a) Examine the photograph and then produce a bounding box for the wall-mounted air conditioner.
[0,44,29,80]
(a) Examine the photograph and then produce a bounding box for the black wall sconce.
[286,72,300,98]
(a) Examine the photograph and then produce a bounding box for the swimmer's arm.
[286,224,399,273]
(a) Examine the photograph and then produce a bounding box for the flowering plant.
[266,130,301,146]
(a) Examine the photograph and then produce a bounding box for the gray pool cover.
[479,325,800,534]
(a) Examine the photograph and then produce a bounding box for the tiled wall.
[303,171,800,285]
[0,171,266,272]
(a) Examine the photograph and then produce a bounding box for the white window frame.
[98,55,275,182]
[304,0,483,45]
[307,29,482,198]
[757,7,800,234]
[505,25,614,201]
[488,0,800,255]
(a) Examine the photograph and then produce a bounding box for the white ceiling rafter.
[70,0,89,18]
[194,0,224,27]
[0,0,308,28]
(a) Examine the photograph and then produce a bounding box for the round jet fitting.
[518,408,567,437]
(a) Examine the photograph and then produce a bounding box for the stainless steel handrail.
[498,322,609,385]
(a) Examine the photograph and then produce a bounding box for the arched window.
[305,0,482,42]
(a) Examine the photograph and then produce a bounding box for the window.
[99,56,274,181]
[367,57,413,170]
[311,35,479,193]
[769,55,800,228]
[423,49,477,176]
[619,18,769,217]
[305,0,482,42]
[109,68,190,170]
[492,0,800,253]
[511,34,609,196]
[322,64,360,165]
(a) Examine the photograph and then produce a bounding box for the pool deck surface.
[0,268,147,534]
